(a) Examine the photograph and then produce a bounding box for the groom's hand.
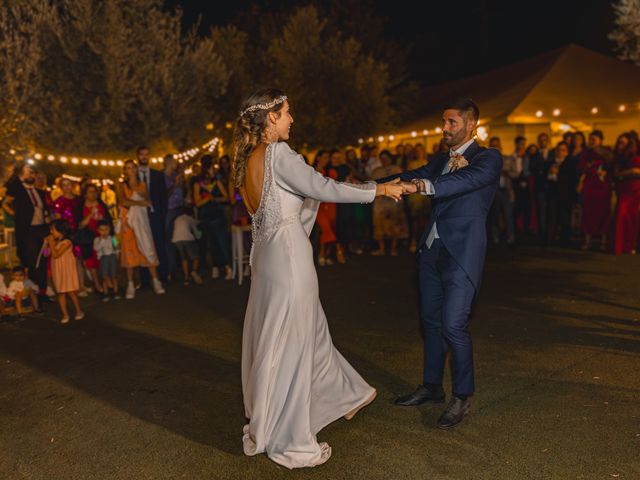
[400,181,417,194]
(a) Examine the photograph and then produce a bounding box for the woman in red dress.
[612,133,640,255]
[75,183,113,294]
[577,148,612,251]
[314,150,338,266]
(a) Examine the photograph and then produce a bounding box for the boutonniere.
[448,153,469,172]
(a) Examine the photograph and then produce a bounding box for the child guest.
[171,206,203,286]
[94,220,120,301]
[46,219,84,324]
[4,266,41,318]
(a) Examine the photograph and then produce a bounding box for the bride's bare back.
[241,143,267,215]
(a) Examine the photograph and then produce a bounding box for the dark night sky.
[171,0,616,87]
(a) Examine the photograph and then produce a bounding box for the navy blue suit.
[380,141,501,395]
[140,168,169,284]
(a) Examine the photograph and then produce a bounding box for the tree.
[0,1,56,159]
[0,0,231,162]
[609,0,640,66]
[264,6,393,148]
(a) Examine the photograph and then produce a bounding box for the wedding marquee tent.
[383,44,640,151]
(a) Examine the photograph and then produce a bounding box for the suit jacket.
[147,168,168,216]
[6,180,50,237]
[379,141,502,292]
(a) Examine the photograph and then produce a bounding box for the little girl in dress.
[46,219,84,324]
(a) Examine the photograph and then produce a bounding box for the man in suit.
[136,146,169,285]
[2,162,51,297]
[380,99,502,429]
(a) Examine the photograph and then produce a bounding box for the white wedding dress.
[126,190,158,265]
[241,141,377,469]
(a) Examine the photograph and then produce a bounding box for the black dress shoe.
[436,396,470,429]
[394,384,445,406]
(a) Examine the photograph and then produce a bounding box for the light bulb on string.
[618,104,626,112]
[535,110,543,118]
[553,109,561,117]
[423,129,429,135]
[591,107,598,114]
[411,131,417,138]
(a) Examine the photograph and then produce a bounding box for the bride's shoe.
[344,389,377,420]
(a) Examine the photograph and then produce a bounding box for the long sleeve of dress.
[274,143,376,204]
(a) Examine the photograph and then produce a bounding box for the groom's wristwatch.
[411,179,426,193]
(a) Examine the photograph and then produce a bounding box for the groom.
[380,98,501,429]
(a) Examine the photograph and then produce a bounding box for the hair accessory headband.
[240,95,287,116]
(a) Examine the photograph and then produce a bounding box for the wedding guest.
[76,183,112,295]
[137,145,169,284]
[490,137,515,245]
[53,178,89,296]
[2,162,50,297]
[612,133,640,255]
[46,219,84,323]
[365,145,382,178]
[507,136,535,233]
[545,141,578,246]
[164,154,185,279]
[569,132,588,234]
[171,206,203,285]
[101,182,118,221]
[193,155,232,280]
[5,266,41,318]
[93,220,120,301]
[313,151,338,266]
[370,150,408,256]
[332,149,353,263]
[405,143,431,252]
[118,160,165,299]
[529,133,554,240]
[578,131,613,251]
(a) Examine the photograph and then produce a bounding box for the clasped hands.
[397,154,469,195]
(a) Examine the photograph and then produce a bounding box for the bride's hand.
[375,178,403,202]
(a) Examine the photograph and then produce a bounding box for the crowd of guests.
[0,146,243,323]
[488,130,640,254]
[1,129,638,321]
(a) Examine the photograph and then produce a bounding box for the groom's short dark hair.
[443,98,479,122]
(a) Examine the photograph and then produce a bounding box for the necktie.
[27,187,40,207]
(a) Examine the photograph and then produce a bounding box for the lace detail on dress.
[249,143,283,266]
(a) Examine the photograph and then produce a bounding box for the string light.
[8,137,220,170]
[359,101,638,146]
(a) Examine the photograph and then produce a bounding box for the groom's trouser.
[418,238,475,396]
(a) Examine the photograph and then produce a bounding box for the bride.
[234,88,404,469]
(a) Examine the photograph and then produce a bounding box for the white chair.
[231,224,252,286]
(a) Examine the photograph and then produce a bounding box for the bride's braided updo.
[232,88,287,188]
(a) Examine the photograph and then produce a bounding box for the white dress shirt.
[423,138,475,248]
[24,184,45,225]
[138,166,153,212]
